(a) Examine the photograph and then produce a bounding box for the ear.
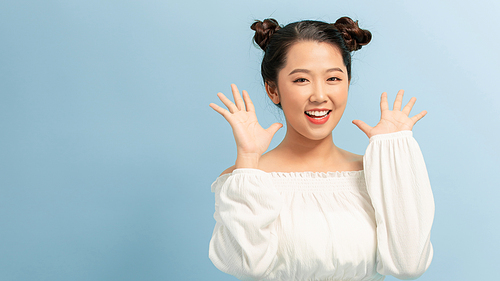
[265,81,280,105]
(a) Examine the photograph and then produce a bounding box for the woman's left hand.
[352,90,427,138]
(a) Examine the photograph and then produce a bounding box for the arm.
[209,169,282,280]
[364,131,434,279]
[209,85,283,279]
[353,90,433,279]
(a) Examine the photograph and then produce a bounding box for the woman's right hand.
[209,84,283,169]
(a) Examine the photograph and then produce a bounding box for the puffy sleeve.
[208,168,283,280]
[363,131,435,280]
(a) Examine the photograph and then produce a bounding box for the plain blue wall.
[1,1,499,280]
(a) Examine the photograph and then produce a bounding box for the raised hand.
[209,84,283,168]
[352,90,427,138]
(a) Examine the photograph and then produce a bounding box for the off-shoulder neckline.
[269,170,364,178]
[217,169,364,180]
[212,169,365,192]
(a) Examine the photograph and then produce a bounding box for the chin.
[286,118,340,142]
[301,129,335,141]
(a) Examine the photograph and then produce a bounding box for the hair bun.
[333,17,372,52]
[251,18,281,51]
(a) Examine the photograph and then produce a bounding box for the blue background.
[1,0,499,280]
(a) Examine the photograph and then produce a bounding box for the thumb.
[266,122,283,136]
[352,120,372,136]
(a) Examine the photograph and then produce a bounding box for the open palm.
[209,84,282,167]
[352,90,427,138]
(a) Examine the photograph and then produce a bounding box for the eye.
[327,77,341,82]
[293,78,308,83]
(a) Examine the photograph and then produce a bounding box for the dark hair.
[251,17,372,108]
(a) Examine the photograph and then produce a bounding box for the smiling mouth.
[305,110,331,118]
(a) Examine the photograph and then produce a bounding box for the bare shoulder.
[339,149,364,171]
[257,149,283,172]
[219,165,236,176]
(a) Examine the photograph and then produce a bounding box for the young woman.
[208,17,434,281]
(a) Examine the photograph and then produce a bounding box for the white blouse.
[209,131,434,281]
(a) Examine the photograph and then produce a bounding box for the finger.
[402,97,416,116]
[209,103,230,118]
[380,92,389,112]
[393,89,404,111]
[242,90,255,112]
[231,84,245,111]
[352,120,372,136]
[217,92,238,113]
[410,110,427,124]
[266,122,283,136]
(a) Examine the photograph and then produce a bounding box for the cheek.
[281,98,303,118]
[333,87,349,106]
[278,88,305,110]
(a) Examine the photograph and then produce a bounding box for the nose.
[309,82,327,103]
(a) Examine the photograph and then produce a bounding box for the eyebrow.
[288,68,344,76]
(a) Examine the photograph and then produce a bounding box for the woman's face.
[268,40,349,141]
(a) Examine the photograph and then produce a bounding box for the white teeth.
[305,110,329,117]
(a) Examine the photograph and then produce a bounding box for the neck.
[276,126,340,166]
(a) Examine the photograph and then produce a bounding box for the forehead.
[282,41,345,72]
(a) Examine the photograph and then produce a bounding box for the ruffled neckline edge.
[211,169,364,192]
[269,170,364,178]
[216,169,364,180]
